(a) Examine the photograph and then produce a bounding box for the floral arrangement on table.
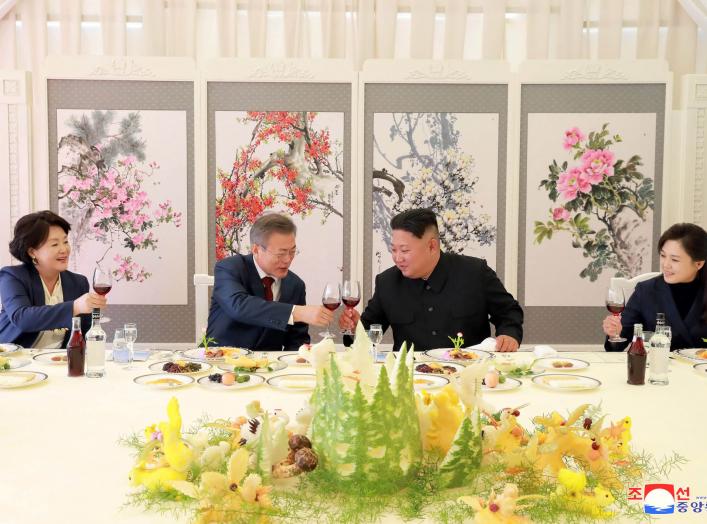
[122,324,684,523]
[533,124,655,281]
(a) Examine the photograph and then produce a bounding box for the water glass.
[368,324,383,361]
[112,329,131,368]
[124,323,137,367]
[648,325,671,385]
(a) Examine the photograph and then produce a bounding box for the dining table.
[1,342,706,524]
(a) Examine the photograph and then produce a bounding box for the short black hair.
[9,211,71,265]
[390,208,439,239]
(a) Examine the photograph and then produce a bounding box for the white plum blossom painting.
[371,112,499,286]
[214,111,345,297]
[57,109,188,305]
[525,113,657,307]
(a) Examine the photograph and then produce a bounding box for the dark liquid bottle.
[627,323,646,385]
[67,316,85,377]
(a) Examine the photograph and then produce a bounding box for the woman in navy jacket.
[0,211,107,349]
[602,223,707,351]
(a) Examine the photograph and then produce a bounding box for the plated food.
[414,361,463,375]
[182,346,250,362]
[693,363,707,377]
[533,358,589,372]
[32,351,69,365]
[675,348,707,362]
[133,373,194,389]
[482,376,522,392]
[412,373,449,391]
[198,373,265,390]
[266,374,317,392]
[0,356,30,371]
[220,355,286,373]
[0,343,21,355]
[531,374,601,391]
[425,347,493,362]
[0,371,48,388]
[148,360,212,374]
[278,354,311,367]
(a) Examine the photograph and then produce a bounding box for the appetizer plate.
[218,360,287,374]
[134,373,194,389]
[413,361,464,375]
[148,360,212,375]
[182,346,250,362]
[0,343,21,355]
[0,357,31,370]
[425,347,494,363]
[532,358,589,372]
[277,354,312,367]
[33,351,68,365]
[266,374,317,392]
[676,348,707,363]
[531,374,601,392]
[693,363,707,377]
[412,373,449,391]
[483,376,522,392]
[0,371,48,388]
[197,374,265,390]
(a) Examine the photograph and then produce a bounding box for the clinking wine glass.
[92,265,113,324]
[605,286,626,343]
[340,280,360,336]
[320,282,341,339]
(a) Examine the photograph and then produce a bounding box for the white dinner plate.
[693,363,707,377]
[483,376,522,392]
[148,360,212,375]
[266,374,317,392]
[531,374,601,392]
[532,357,589,372]
[0,371,48,388]
[218,359,286,374]
[413,361,464,375]
[424,347,494,363]
[676,348,707,363]
[0,357,31,370]
[277,354,312,367]
[0,343,22,356]
[182,347,250,362]
[133,373,194,389]
[33,351,68,365]
[412,373,449,391]
[197,373,264,390]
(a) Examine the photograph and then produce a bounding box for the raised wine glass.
[340,280,360,336]
[605,286,626,343]
[92,265,113,324]
[320,282,341,339]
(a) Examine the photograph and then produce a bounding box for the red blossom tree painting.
[215,111,343,259]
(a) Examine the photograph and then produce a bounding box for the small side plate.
[0,343,21,355]
[218,360,286,374]
[693,363,707,377]
[0,357,31,370]
[266,374,317,392]
[33,351,68,365]
[0,371,48,388]
[133,373,194,389]
[412,373,449,391]
[483,376,523,392]
[198,373,265,390]
[277,354,311,367]
[531,374,601,391]
[533,357,590,372]
[425,347,494,363]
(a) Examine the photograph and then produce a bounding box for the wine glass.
[320,282,341,339]
[124,323,137,369]
[340,280,360,336]
[92,265,113,323]
[605,286,626,343]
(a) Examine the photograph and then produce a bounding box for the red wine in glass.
[605,286,626,343]
[323,300,341,311]
[93,285,112,296]
[605,303,625,315]
[341,280,361,335]
[320,282,341,339]
[92,266,113,323]
[342,297,360,308]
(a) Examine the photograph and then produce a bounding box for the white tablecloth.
[1,347,706,523]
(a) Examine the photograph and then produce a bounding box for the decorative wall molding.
[90,58,157,78]
[3,80,18,96]
[560,65,629,81]
[694,107,706,225]
[404,64,473,81]
[248,61,315,80]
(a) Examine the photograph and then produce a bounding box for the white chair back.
[609,272,661,302]
[194,274,215,344]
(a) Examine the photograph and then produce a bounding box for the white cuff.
[288,306,295,325]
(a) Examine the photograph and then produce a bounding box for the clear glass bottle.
[85,310,106,378]
[627,323,647,385]
[66,316,85,377]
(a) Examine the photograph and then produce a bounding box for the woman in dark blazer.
[602,223,707,351]
[0,211,107,349]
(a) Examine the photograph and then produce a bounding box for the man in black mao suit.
[207,214,333,350]
[341,209,523,352]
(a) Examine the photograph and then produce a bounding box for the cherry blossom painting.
[525,113,657,307]
[57,109,188,305]
[371,112,499,285]
[214,111,344,296]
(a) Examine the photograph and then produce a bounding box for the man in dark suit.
[340,208,523,352]
[207,214,333,350]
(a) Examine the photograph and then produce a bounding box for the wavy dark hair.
[9,211,71,265]
[658,222,707,322]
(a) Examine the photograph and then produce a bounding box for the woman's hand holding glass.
[73,291,107,315]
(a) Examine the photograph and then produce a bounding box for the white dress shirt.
[253,258,295,325]
[32,277,67,350]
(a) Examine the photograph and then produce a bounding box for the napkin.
[533,345,558,358]
[470,337,496,350]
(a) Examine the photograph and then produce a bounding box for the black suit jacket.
[605,275,707,351]
[206,254,309,350]
[358,252,523,351]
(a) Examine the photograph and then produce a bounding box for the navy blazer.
[606,275,707,351]
[0,264,91,348]
[206,254,309,350]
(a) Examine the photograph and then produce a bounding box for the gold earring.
[31,257,38,265]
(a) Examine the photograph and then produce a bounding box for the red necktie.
[262,276,274,301]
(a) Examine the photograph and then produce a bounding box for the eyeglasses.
[259,246,299,261]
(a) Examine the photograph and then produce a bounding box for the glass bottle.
[67,316,85,377]
[627,323,647,385]
[85,309,106,378]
